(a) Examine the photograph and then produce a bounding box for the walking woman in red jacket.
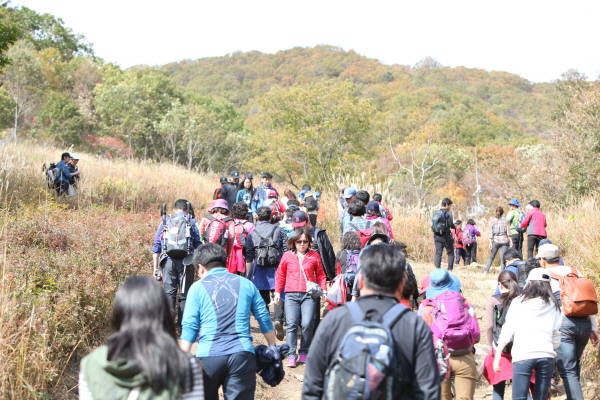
[274,228,327,368]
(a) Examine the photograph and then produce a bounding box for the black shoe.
[274,321,285,341]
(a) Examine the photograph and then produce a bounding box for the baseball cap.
[508,198,521,207]
[261,172,273,179]
[366,201,380,214]
[230,171,240,178]
[536,244,560,260]
[291,210,308,228]
[69,153,80,160]
[527,268,551,283]
[343,187,358,199]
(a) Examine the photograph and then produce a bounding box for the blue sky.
[15,0,600,82]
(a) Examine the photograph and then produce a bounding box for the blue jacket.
[151,213,201,254]
[251,185,278,214]
[181,267,273,357]
[55,160,72,183]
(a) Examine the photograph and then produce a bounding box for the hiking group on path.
[78,170,599,400]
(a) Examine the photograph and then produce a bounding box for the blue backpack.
[324,302,408,400]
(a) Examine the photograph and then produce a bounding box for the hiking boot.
[287,355,297,368]
[274,320,285,341]
[298,353,308,364]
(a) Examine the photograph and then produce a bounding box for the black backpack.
[252,226,281,267]
[324,302,409,400]
[507,260,536,288]
[492,300,513,354]
[431,210,450,236]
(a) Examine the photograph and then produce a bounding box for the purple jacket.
[464,224,480,239]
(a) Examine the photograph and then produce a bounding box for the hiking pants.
[556,316,591,400]
[284,292,316,355]
[200,352,256,400]
[434,234,454,270]
[465,242,477,265]
[308,212,318,228]
[441,352,477,400]
[512,357,554,400]
[259,289,272,307]
[162,258,195,331]
[454,248,467,266]
[510,233,524,259]
[526,234,545,260]
[485,242,508,273]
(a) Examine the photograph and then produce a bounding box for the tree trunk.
[12,103,18,142]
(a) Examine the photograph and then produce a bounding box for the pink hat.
[210,199,229,211]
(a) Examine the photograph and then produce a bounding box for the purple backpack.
[462,225,476,246]
[429,291,480,351]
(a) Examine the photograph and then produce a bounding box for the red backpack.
[204,215,232,248]
[226,221,249,274]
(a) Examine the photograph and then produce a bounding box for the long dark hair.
[497,270,521,309]
[106,276,192,394]
[522,280,560,309]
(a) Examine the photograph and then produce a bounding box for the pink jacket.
[275,250,327,294]
[366,215,395,239]
[520,208,547,237]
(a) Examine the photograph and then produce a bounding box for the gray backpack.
[163,213,192,259]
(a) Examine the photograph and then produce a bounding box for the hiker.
[431,197,455,269]
[463,218,480,265]
[365,200,394,239]
[483,270,522,400]
[303,243,440,399]
[338,186,357,221]
[373,192,393,221]
[236,175,254,206]
[79,276,203,400]
[221,174,239,209]
[537,244,599,400]
[342,200,371,235]
[335,231,362,299]
[67,153,80,196]
[452,220,467,266]
[394,241,419,310]
[506,199,525,258]
[212,177,227,200]
[485,207,510,273]
[274,228,327,368]
[493,268,562,400]
[245,206,284,307]
[264,189,285,223]
[230,170,240,189]
[278,201,300,239]
[419,269,480,400]
[519,200,547,259]
[300,186,321,228]
[152,199,201,330]
[539,238,565,265]
[350,227,391,300]
[54,152,79,195]
[198,199,232,249]
[251,172,278,217]
[281,188,297,209]
[501,248,534,288]
[226,202,255,276]
[180,244,277,400]
[290,210,337,281]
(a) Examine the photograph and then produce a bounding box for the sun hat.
[536,243,560,260]
[69,153,80,160]
[209,199,229,211]
[425,269,462,299]
[508,198,521,207]
[343,187,358,199]
[291,210,308,228]
[526,267,551,283]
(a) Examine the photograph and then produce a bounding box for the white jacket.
[496,295,562,363]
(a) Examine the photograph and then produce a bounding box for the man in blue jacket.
[54,152,79,195]
[180,243,277,400]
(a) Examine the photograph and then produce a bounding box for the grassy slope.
[1,142,598,399]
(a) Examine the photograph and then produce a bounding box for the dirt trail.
[253,261,593,399]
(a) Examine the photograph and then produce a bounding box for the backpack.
[204,215,231,248]
[418,302,451,380]
[550,268,598,317]
[349,221,373,248]
[341,249,360,288]
[431,210,450,236]
[324,302,408,400]
[229,221,249,249]
[492,300,513,354]
[163,213,192,259]
[253,226,281,268]
[462,226,476,246]
[325,274,348,308]
[506,260,535,288]
[226,221,249,274]
[428,291,478,352]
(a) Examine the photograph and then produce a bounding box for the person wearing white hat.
[493,268,562,400]
[67,153,81,196]
[537,243,599,400]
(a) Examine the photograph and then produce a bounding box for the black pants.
[162,258,196,331]
[510,233,524,259]
[200,352,256,400]
[259,289,272,307]
[434,235,454,270]
[454,248,467,265]
[308,212,318,228]
[465,242,477,264]
[527,234,546,259]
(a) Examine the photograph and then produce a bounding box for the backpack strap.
[346,301,365,324]
[382,303,408,328]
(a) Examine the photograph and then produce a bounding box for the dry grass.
[1,142,598,399]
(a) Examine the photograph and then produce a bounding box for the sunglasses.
[296,240,309,244]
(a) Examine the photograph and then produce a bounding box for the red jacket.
[520,208,547,237]
[452,227,464,249]
[275,250,327,294]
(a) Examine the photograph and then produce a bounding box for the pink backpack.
[427,291,480,352]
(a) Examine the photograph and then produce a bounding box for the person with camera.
[274,228,327,368]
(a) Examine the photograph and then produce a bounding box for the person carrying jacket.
[303,244,440,399]
[432,198,455,269]
[152,199,201,331]
[520,200,547,259]
[274,228,327,368]
[180,244,277,400]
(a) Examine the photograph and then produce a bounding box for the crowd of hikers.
[78,170,599,400]
[44,151,81,196]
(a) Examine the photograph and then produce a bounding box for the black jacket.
[302,295,440,400]
[311,228,336,281]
